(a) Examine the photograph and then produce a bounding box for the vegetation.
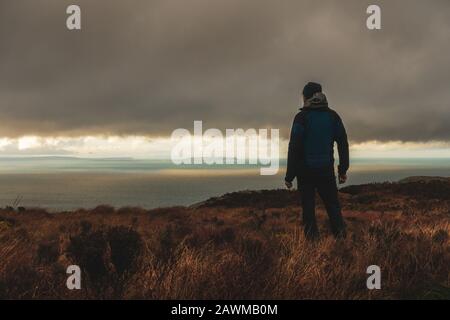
[0,179,449,299]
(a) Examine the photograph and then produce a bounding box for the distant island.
[0,176,449,299]
[398,176,450,183]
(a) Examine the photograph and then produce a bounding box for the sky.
[1,0,450,158]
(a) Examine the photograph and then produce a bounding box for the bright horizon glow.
[1,135,450,159]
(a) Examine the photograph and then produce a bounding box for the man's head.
[302,82,322,101]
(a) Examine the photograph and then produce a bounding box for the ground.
[0,177,449,299]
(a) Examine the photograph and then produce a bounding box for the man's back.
[304,108,340,168]
[286,92,349,181]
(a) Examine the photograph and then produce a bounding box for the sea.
[0,157,449,211]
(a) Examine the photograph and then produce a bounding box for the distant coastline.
[1,155,450,211]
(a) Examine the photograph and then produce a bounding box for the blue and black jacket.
[285,106,349,182]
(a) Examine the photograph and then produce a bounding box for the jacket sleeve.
[334,113,349,175]
[285,113,304,182]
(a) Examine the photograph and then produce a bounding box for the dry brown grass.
[0,181,449,299]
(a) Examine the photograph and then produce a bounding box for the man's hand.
[339,174,347,184]
[285,180,293,189]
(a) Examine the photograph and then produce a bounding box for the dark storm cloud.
[1,0,450,141]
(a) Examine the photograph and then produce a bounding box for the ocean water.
[0,157,449,211]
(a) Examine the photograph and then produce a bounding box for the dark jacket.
[285,99,349,182]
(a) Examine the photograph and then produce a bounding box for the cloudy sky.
[1,0,450,157]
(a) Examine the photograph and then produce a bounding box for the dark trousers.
[298,174,346,240]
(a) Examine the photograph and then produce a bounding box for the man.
[285,82,349,240]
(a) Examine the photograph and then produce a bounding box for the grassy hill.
[0,178,449,299]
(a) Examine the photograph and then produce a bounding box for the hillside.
[0,177,449,299]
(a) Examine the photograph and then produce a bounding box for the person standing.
[285,82,349,240]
